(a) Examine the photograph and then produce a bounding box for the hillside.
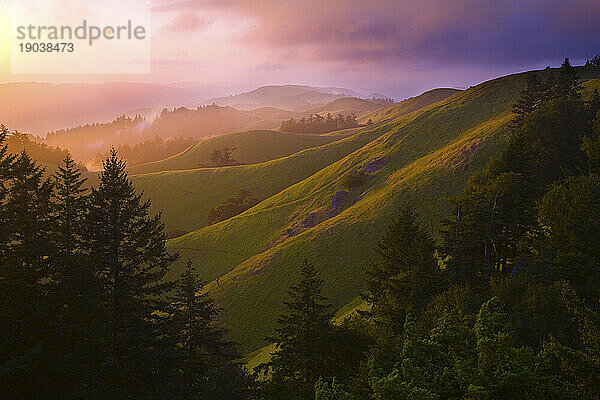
[162,69,600,354]
[131,127,386,237]
[128,130,340,175]
[303,97,384,117]
[130,86,457,235]
[359,88,461,123]
[2,130,76,173]
[43,105,262,163]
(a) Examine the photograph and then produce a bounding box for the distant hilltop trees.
[368,95,395,106]
[585,54,600,67]
[280,113,360,134]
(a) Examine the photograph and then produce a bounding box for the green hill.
[128,130,340,175]
[359,88,461,123]
[304,97,384,117]
[162,68,600,354]
[130,86,457,237]
[131,126,386,236]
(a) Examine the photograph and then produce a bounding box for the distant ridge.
[198,84,365,111]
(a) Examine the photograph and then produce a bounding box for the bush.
[341,171,367,190]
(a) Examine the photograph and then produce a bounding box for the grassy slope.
[242,71,600,365]
[304,97,383,116]
[131,127,386,235]
[128,130,339,175]
[166,72,533,353]
[359,88,461,123]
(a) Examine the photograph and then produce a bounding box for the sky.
[1,0,599,99]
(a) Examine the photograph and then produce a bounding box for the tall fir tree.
[556,58,583,101]
[45,156,99,397]
[0,148,55,398]
[363,205,440,334]
[260,259,336,400]
[166,259,250,399]
[84,149,178,397]
[511,72,544,128]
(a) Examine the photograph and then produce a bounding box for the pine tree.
[363,205,440,334]
[84,149,178,396]
[511,72,544,128]
[167,259,249,399]
[46,156,99,397]
[0,126,15,257]
[556,58,582,101]
[0,148,55,398]
[260,259,335,399]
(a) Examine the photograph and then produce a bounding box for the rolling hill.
[130,126,387,237]
[128,130,341,175]
[130,85,458,236]
[303,97,384,117]
[158,69,600,355]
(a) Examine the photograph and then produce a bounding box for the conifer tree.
[84,149,178,396]
[260,259,335,399]
[512,72,544,128]
[556,58,582,101]
[363,205,440,334]
[167,259,249,399]
[0,126,15,257]
[0,148,55,398]
[46,156,99,397]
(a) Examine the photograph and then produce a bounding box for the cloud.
[153,0,600,66]
[164,11,210,33]
[254,61,286,71]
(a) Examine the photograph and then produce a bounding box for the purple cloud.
[153,0,600,66]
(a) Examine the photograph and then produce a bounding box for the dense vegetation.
[94,135,197,167]
[207,188,260,225]
[280,113,359,134]
[2,129,85,172]
[0,139,255,399]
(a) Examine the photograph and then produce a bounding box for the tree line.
[93,135,197,167]
[0,135,255,399]
[280,113,359,135]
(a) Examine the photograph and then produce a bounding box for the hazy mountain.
[199,84,364,111]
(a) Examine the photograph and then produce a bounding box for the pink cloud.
[165,11,210,33]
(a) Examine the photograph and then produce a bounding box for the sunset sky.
[1,0,599,98]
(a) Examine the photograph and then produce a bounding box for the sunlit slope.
[359,88,460,123]
[128,130,339,175]
[167,70,600,353]
[131,126,388,235]
[130,85,457,235]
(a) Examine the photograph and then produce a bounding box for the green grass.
[359,88,461,123]
[128,130,340,175]
[132,126,387,235]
